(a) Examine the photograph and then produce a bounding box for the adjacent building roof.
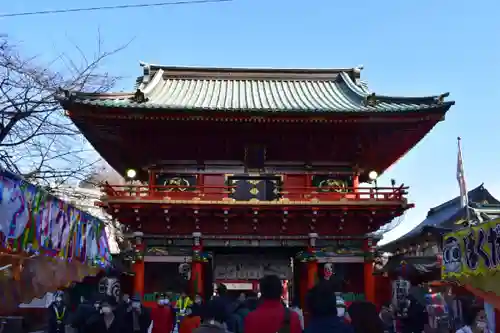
[381,184,500,252]
[58,63,454,114]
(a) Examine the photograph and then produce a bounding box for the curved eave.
[57,69,455,115]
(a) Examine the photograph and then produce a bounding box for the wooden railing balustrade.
[101,183,408,202]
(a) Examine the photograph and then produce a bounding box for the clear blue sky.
[3,0,499,243]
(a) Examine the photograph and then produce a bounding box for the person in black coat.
[401,295,428,333]
[86,295,125,333]
[71,296,98,333]
[123,296,152,333]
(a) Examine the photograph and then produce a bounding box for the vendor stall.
[0,169,112,312]
[442,217,500,308]
[442,217,500,333]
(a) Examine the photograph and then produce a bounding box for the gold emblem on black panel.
[164,177,191,192]
[318,179,347,193]
[248,180,261,195]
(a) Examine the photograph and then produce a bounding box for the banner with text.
[442,218,500,279]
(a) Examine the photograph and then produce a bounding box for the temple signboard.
[214,255,291,280]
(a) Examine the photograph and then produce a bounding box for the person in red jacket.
[151,294,174,333]
[244,275,302,333]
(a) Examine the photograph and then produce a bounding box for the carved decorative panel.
[311,175,353,193]
[155,173,197,191]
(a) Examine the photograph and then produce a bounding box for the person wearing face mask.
[194,294,203,306]
[124,296,152,333]
[86,296,124,333]
[151,294,174,333]
[175,290,193,330]
[48,292,68,333]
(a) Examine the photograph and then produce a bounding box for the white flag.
[456,137,468,208]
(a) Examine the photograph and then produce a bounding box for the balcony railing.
[101,183,408,203]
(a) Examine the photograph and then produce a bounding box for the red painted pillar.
[353,174,359,189]
[307,260,318,290]
[132,232,145,299]
[191,232,204,297]
[303,233,319,326]
[148,170,155,195]
[364,237,376,304]
[353,172,360,199]
[306,233,319,291]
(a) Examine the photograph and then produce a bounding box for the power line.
[0,0,232,18]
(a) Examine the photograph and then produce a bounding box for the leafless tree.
[0,32,128,188]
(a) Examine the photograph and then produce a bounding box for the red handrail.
[101,183,408,202]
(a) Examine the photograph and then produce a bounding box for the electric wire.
[0,0,232,18]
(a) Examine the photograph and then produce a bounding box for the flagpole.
[457,136,470,222]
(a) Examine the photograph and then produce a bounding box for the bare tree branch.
[0,32,130,189]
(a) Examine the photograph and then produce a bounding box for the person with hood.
[304,281,352,333]
[348,301,384,333]
[180,304,202,333]
[151,294,174,333]
[245,275,302,333]
[48,292,69,333]
[193,298,230,333]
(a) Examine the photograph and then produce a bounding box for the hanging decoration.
[324,263,333,280]
[391,275,411,318]
[0,169,112,311]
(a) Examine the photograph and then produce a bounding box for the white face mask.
[477,321,487,329]
[337,308,346,317]
[132,302,141,309]
[56,297,62,303]
[101,306,112,315]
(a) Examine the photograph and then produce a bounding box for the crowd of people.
[47,275,490,333]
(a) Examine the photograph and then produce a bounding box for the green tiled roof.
[59,64,454,113]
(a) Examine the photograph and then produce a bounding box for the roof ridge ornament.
[139,61,151,84]
[364,92,379,107]
[435,92,450,105]
[130,89,148,103]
